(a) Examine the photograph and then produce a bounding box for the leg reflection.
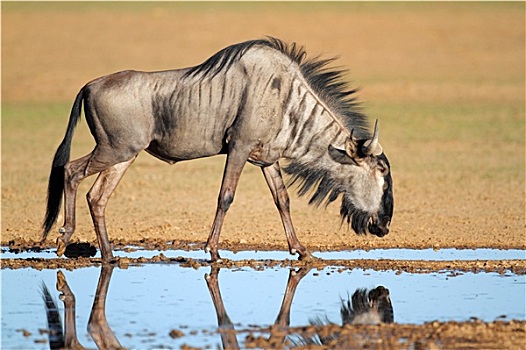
[56,270,86,349]
[41,271,86,349]
[87,264,123,350]
[42,265,122,350]
[205,266,312,350]
[205,266,240,350]
[269,267,312,346]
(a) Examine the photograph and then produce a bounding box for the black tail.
[41,88,84,241]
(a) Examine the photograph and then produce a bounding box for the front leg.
[205,148,247,262]
[262,162,313,260]
[275,268,312,327]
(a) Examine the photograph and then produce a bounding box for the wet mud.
[2,242,525,275]
[3,254,526,276]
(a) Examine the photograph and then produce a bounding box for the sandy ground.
[2,2,524,253]
[2,3,525,348]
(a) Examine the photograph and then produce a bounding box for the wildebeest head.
[327,120,394,237]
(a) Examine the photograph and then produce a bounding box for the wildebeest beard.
[340,194,371,235]
[284,161,372,235]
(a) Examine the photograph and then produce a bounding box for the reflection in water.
[341,286,393,325]
[41,265,393,349]
[205,266,394,349]
[206,266,311,349]
[41,265,122,350]
[293,285,394,347]
[41,284,65,349]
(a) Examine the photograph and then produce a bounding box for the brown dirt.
[2,3,525,348]
[2,254,525,276]
[249,320,526,350]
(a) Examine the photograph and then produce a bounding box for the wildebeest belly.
[147,115,229,163]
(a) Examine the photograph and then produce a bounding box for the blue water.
[2,247,525,261]
[1,264,524,349]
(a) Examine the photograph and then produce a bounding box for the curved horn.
[362,119,383,156]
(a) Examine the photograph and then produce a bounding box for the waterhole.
[2,247,525,261]
[2,263,524,349]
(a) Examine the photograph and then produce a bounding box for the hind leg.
[58,153,100,257]
[88,264,122,349]
[87,157,136,262]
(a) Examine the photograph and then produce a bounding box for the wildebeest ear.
[345,136,359,158]
[328,144,359,165]
[343,129,359,158]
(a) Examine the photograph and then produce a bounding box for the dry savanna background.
[2,2,525,253]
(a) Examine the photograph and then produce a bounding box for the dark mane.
[341,287,394,324]
[186,37,373,217]
[185,37,369,137]
[184,39,268,80]
[264,37,369,138]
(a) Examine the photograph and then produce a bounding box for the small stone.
[169,329,185,339]
[17,329,31,337]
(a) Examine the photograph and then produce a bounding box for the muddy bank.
[244,320,526,349]
[2,254,524,275]
[12,319,526,349]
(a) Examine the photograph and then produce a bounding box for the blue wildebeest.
[42,37,394,262]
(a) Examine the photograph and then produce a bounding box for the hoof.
[290,247,315,261]
[56,271,66,290]
[56,238,67,257]
[208,254,223,263]
[206,246,222,262]
[298,251,317,262]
